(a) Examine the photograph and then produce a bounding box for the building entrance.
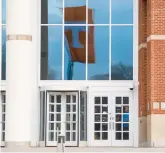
[46,92,78,146]
[90,91,133,146]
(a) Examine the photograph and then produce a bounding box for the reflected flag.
[64,6,95,63]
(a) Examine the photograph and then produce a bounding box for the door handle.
[112,122,115,130]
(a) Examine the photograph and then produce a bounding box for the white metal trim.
[109,0,112,80]
[38,0,41,83]
[40,24,134,26]
[85,0,88,80]
[133,0,139,147]
[62,0,64,80]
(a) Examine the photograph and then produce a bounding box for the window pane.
[65,0,86,24]
[41,0,63,24]
[64,26,86,80]
[88,0,110,24]
[88,26,109,80]
[41,26,62,80]
[112,0,133,24]
[1,26,6,80]
[2,0,6,24]
[111,26,133,80]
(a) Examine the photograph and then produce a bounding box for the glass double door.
[91,92,133,147]
[46,92,78,146]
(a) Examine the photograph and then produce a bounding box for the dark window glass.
[111,26,133,80]
[41,26,62,80]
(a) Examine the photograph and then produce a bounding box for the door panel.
[111,94,133,146]
[90,92,133,147]
[64,93,78,146]
[91,94,111,146]
[46,93,62,146]
[46,92,78,146]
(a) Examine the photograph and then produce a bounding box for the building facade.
[0,0,164,148]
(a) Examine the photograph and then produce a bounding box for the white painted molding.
[147,35,165,42]
[138,43,147,51]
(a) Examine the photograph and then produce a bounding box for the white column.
[5,0,38,147]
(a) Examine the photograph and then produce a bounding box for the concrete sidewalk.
[1,147,165,152]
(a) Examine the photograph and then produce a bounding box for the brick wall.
[139,0,147,117]
[139,0,165,115]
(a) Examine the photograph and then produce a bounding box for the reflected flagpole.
[59,7,74,80]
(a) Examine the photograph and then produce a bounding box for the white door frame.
[46,91,79,146]
[111,92,133,146]
[87,86,136,147]
[39,81,138,147]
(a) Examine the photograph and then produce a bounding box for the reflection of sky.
[47,0,133,24]
[111,26,133,66]
[111,0,133,24]
[88,26,109,79]
[2,27,6,80]
[2,0,134,80]
[48,26,62,80]
[2,0,6,24]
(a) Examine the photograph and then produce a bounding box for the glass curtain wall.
[1,0,6,80]
[40,0,134,80]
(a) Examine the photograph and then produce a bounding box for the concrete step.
[1,147,165,152]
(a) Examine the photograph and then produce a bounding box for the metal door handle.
[109,122,111,130]
[112,122,114,130]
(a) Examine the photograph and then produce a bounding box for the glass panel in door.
[112,95,133,146]
[46,94,62,146]
[91,95,111,146]
[46,92,78,146]
[65,93,78,146]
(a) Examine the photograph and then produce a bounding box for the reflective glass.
[88,0,110,24]
[112,0,133,24]
[2,0,6,24]
[41,0,63,24]
[111,26,133,80]
[40,0,134,81]
[64,26,86,80]
[41,26,62,80]
[65,0,86,24]
[1,26,6,80]
[88,26,109,80]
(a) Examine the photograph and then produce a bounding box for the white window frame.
[38,0,138,82]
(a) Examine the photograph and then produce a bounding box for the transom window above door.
[40,0,134,81]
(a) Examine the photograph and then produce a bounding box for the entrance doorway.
[90,92,133,147]
[46,92,78,146]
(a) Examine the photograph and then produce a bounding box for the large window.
[40,0,134,80]
[1,0,6,80]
